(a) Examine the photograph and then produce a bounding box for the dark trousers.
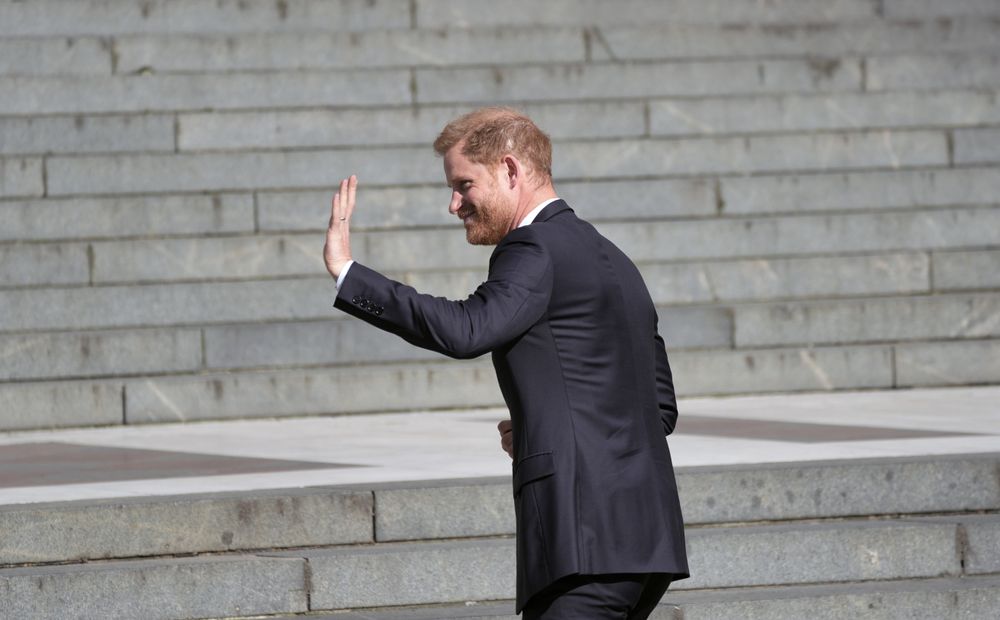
[521,573,673,620]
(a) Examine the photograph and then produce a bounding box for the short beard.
[463,187,511,246]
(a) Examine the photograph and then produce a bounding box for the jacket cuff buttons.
[351,295,383,317]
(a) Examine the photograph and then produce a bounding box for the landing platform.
[1,386,997,506]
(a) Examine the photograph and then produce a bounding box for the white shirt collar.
[517,198,560,228]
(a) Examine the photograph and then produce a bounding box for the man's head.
[434,107,555,245]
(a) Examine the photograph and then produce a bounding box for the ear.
[501,155,521,190]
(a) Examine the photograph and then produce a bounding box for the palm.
[324,175,357,278]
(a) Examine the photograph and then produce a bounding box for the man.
[323,108,689,619]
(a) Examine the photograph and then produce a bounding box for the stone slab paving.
[0,386,996,506]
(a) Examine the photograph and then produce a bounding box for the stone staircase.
[2,0,999,431]
[2,452,998,618]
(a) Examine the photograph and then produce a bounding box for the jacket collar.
[532,199,572,223]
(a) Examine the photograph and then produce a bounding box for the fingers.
[346,174,357,220]
[329,176,356,226]
[498,419,513,459]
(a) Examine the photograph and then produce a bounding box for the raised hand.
[323,175,357,279]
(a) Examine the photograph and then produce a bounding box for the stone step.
[0,0,412,37]
[2,18,993,78]
[0,55,874,117]
[38,129,953,196]
[0,0,890,39]
[4,165,998,243]
[956,127,1000,166]
[0,37,112,76]
[257,516,994,606]
[7,197,996,296]
[868,52,1000,91]
[256,573,1000,618]
[5,218,954,299]
[7,453,995,566]
[596,19,1000,61]
[1,222,996,328]
[4,506,994,617]
[0,303,730,383]
[252,166,1000,232]
[0,194,254,242]
[412,0,881,29]
[733,292,1000,348]
[0,554,309,619]
[3,89,997,158]
[884,0,1000,19]
[4,337,996,430]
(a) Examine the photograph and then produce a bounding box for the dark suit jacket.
[335,200,689,611]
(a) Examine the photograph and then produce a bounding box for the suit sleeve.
[334,228,554,360]
[654,312,679,436]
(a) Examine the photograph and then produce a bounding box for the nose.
[448,190,462,215]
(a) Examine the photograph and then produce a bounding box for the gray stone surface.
[669,576,1000,620]
[0,113,174,155]
[375,482,513,542]
[553,131,946,178]
[49,129,949,196]
[124,361,501,423]
[671,345,894,394]
[46,145,435,195]
[867,53,1000,90]
[90,234,327,283]
[256,177,715,233]
[600,207,1000,262]
[0,380,122,431]
[258,186,458,231]
[357,228,492,272]
[0,328,202,381]
[0,37,110,76]
[0,488,372,565]
[0,194,253,242]
[116,28,585,73]
[0,69,411,115]
[0,157,43,198]
[0,278,333,332]
[955,127,1000,165]
[933,250,1000,291]
[0,241,90,287]
[0,555,307,619]
[658,306,733,349]
[0,0,411,36]
[201,304,726,371]
[293,538,515,609]
[179,101,644,151]
[254,194,999,276]
[561,178,717,220]
[416,58,862,103]
[367,453,1000,540]
[640,253,929,304]
[963,515,1000,575]
[884,0,1000,18]
[649,90,1000,136]
[678,454,1000,524]
[203,318,438,369]
[414,0,878,27]
[603,19,1000,59]
[679,520,960,590]
[309,603,521,620]
[733,293,1000,347]
[896,339,1000,387]
[720,167,1000,215]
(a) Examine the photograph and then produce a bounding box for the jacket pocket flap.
[513,451,555,495]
